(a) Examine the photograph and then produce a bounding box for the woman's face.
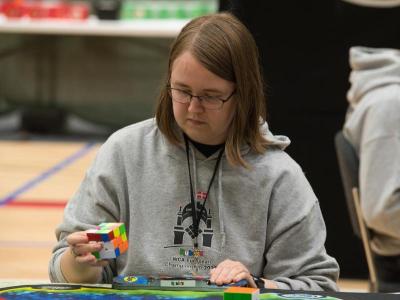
[170,51,236,145]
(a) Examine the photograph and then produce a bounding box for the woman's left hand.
[209,259,254,287]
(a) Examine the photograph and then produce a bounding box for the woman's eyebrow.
[202,88,223,93]
[171,81,190,88]
[171,81,224,93]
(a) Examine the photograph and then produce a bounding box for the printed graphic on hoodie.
[163,191,217,275]
[174,196,213,247]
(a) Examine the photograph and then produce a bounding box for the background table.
[0,16,189,37]
[0,17,189,131]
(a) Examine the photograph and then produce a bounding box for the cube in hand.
[86,223,128,259]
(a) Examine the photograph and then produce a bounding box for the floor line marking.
[6,200,68,208]
[0,240,56,248]
[0,142,96,207]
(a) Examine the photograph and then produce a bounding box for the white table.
[0,16,189,37]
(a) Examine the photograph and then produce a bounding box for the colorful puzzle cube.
[224,287,259,300]
[86,223,128,259]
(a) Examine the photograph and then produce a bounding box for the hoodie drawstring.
[217,165,226,248]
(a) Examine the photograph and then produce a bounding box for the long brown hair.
[156,12,268,168]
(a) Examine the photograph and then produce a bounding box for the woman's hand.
[209,259,253,286]
[66,231,109,267]
[209,259,278,289]
[60,231,108,283]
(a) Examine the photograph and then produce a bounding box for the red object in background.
[67,3,89,20]
[47,3,70,19]
[1,1,28,18]
[48,3,89,20]
[28,3,48,19]
[0,0,90,20]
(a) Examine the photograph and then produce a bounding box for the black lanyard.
[184,135,224,248]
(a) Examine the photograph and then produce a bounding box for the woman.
[49,12,339,291]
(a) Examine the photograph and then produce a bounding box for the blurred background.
[0,0,217,133]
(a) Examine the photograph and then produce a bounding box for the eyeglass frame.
[167,86,236,110]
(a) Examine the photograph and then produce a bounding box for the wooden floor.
[0,140,369,292]
[0,140,100,281]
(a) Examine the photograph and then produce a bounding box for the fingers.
[71,240,102,258]
[209,259,252,286]
[66,231,89,245]
[66,231,108,267]
[75,252,109,267]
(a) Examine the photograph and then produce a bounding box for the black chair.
[334,131,378,292]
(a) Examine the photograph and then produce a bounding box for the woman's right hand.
[66,231,109,267]
[60,231,108,283]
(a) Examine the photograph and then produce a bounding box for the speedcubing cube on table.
[86,223,128,259]
[224,287,260,300]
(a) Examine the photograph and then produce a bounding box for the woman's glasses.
[168,87,235,110]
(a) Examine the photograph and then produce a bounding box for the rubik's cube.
[224,287,260,300]
[86,223,128,259]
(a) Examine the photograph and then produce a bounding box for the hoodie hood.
[347,46,400,107]
[259,121,291,150]
[170,119,291,157]
[341,0,400,8]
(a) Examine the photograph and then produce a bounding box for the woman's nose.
[188,96,204,112]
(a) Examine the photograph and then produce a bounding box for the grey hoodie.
[49,118,339,291]
[344,46,400,256]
